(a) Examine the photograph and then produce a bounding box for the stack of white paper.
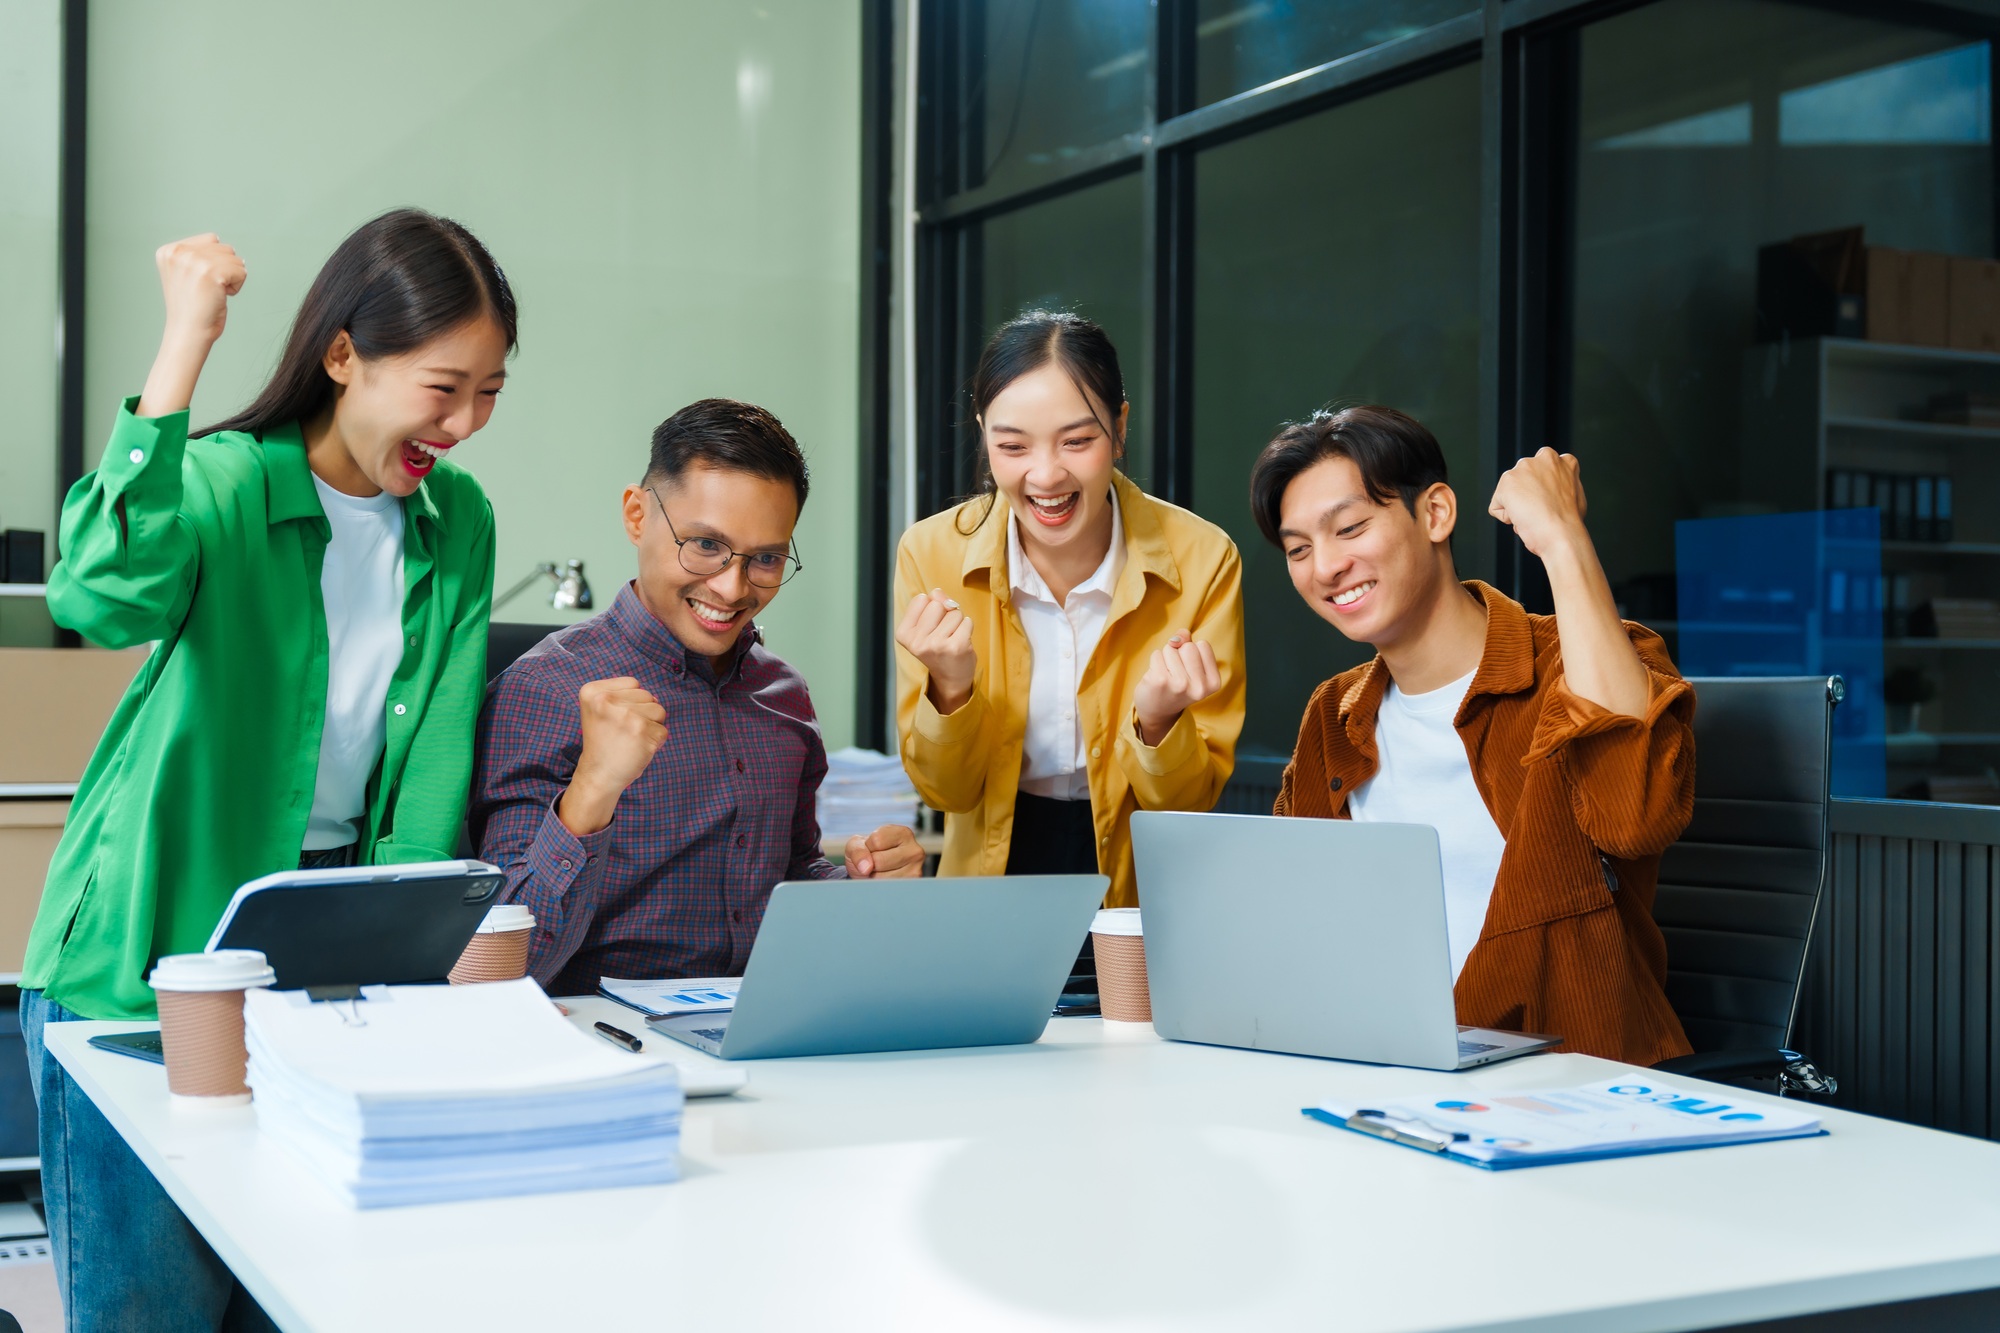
[817,746,921,841]
[245,978,681,1208]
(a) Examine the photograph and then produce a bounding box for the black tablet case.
[210,866,506,990]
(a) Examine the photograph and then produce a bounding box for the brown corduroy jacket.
[1274,581,1696,1067]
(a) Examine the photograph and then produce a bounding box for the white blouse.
[1007,490,1125,802]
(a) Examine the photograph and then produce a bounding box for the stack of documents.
[1306,1077,1823,1169]
[245,979,681,1208]
[816,747,921,841]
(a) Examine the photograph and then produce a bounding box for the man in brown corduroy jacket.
[1251,406,1694,1067]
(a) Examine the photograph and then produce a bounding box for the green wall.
[72,0,862,744]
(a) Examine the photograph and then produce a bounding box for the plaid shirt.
[471,583,840,995]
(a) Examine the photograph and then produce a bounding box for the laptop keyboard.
[1458,1039,1502,1055]
[691,1027,729,1043]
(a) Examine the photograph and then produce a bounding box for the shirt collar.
[257,419,447,533]
[608,581,759,682]
[1006,485,1125,605]
[1337,580,1536,739]
[964,471,1178,604]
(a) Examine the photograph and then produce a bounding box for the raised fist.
[154,233,247,350]
[896,589,977,715]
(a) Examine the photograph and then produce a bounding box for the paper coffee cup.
[1090,908,1152,1024]
[148,950,276,1105]
[449,904,536,984]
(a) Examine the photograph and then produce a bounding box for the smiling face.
[980,361,1128,560]
[1278,454,1460,648]
[623,462,801,668]
[316,315,510,497]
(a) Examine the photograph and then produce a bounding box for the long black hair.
[200,208,517,438]
[958,309,1127,534]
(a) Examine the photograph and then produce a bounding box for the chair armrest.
[1654,1049,1787,1083]
[1655,1048,1838,1096]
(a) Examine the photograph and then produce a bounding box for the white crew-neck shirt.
[302,477,406,851]
[1008,490,1125,801]
[1346,667,1506,980]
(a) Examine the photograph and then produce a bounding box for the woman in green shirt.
[20,209,512,1330]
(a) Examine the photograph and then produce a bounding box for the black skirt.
[1007,790,1100,995]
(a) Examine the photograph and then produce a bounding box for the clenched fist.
[844,824,925,878]
[1133,630,1221,746]
[557,677,668,836]
[1489,447,1589,560]
[139,233,248,418]
[896,588,977,715]
[157,234,247,351]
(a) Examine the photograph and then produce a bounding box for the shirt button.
[735,834,747,848]
[393,703,407,716]
[129,448,145,464]
[1330,777,1343,791]
[559,858,573,871]
[408,635,418,647]
[732,910,744,924]
[736,759,746,774]
[1090,745,1102,758]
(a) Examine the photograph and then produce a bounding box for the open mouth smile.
[1327,580,1376,612]
[399,439,454,477]
[687,597,749,633]
[1024,491,1079,526]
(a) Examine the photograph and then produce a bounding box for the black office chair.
[486,621,556,684]
[457,622,562,859]
[1650,675,1841,1095]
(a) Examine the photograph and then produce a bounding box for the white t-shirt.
[1346,668,1506,981]
[302,477,407,851]
[1008,491,1125,801]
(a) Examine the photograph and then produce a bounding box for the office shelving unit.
[1744,337,2000,801]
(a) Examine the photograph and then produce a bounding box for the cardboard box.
[1865,246,1908,342]
[0,647,149,784]
[1949,256,2000,352]
[1907,250,1951,346]
[0,802,66,974]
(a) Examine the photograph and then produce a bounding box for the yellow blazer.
[894,471,1247,907]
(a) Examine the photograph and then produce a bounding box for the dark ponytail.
[958,309,1127,533]
[200,208,517,439]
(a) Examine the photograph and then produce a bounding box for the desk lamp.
[494,559,593,613]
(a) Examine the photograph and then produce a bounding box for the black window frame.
[855,0,2000,749]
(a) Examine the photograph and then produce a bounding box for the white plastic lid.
[475,904,536,934]
[149,949,277,993]
[1091,907,1143,937]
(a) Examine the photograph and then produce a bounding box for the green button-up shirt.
[22,399,495,1019]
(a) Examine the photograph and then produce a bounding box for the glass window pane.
[968,0,1151,196]
[1194,0,1473,108]
[1572,0,1994,799]
[977,173,1150,485]
[1193,65,1483,757]
[0,0,60,617]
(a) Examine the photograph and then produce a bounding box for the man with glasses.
[472,398,924,993]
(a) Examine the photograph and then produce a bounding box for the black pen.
[593,1020,643,1053]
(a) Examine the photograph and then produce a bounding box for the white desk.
[45,1010,2000,1332]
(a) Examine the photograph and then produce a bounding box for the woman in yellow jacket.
[894,311,1246,954]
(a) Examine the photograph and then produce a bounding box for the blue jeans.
[20,990,276,1332]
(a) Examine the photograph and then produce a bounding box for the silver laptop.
[1130,811,1558,1071]
[648,874,1107,1060]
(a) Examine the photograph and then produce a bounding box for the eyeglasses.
[648,487,805,588]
